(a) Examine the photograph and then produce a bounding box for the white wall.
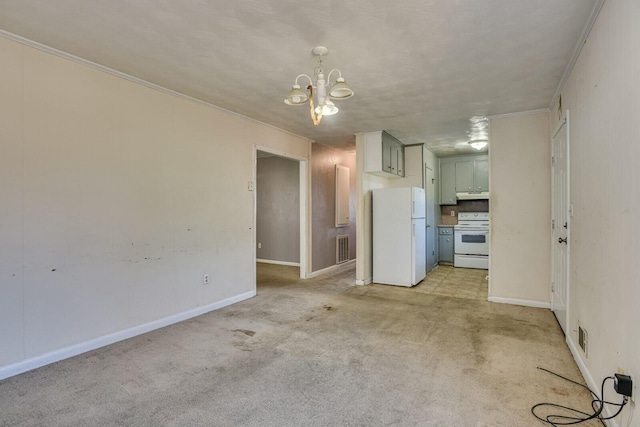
[355,134,388,285]
[0,36,311,376]
[550,1,639,424]
[489,111,551,305]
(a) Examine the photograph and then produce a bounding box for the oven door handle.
[457,230,489,236]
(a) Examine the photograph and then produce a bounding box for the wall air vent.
[336,235,349,264]
[578,324,588,357]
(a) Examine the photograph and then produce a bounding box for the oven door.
[454,228,489,256]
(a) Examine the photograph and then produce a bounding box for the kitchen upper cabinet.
[474,159,489,192]
[364,131,405,178]
[440,162,457,205]
[392,142,404,176]
[455,161,474,192]
[456,159,488,193]
[439,154,489,204]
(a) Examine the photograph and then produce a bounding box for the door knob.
[558,237,567,244]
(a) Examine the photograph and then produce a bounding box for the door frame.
[253,145,309,282]
[425,165,437,271]
[551,110,570,334]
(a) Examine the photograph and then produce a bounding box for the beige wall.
[0,36,310,374]
[550,1,639,423]
[489,111,551,304]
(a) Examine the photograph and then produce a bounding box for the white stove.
[454,212,489,269]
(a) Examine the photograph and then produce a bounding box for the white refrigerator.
[372,187,426,287]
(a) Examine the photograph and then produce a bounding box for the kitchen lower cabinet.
[438,227,454,265]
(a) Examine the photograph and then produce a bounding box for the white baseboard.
[307,259,355,279]
[356,277,372,286]
[488,296,551,309]
[566,336,618,426]
[256,259,300,267]
[0,290,256,381]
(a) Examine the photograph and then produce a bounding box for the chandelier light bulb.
[284,84,308,106]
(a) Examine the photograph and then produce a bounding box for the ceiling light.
[284,46,354,125]
[469,139,488,150]
[467,116,489,150]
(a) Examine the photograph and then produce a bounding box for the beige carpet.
[0,263,601,426]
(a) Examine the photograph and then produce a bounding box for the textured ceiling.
[0,0,598,155]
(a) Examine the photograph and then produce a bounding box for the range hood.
[456,192,490,200]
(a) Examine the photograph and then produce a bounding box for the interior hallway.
[0,264,599,426]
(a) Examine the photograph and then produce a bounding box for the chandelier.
[284,46,354,125]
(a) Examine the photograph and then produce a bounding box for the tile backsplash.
[440,200,489,225]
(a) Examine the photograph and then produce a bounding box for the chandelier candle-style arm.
[307,85,322,126]
[284,46,354,125]
[294,74,313,87]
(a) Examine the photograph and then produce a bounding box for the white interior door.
[551,114,569,334]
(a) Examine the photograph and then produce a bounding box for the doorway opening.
[253,147,308,292]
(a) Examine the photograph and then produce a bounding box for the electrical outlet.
[616,368,636,402]
[614,373,633,398]
[450,210,455,217]
[258,242,261,249]
[203,274,210,285]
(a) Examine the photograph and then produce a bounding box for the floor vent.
[578,324,588,357]
[336,234,349,264]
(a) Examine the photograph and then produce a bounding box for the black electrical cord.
[531,367,628,426]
